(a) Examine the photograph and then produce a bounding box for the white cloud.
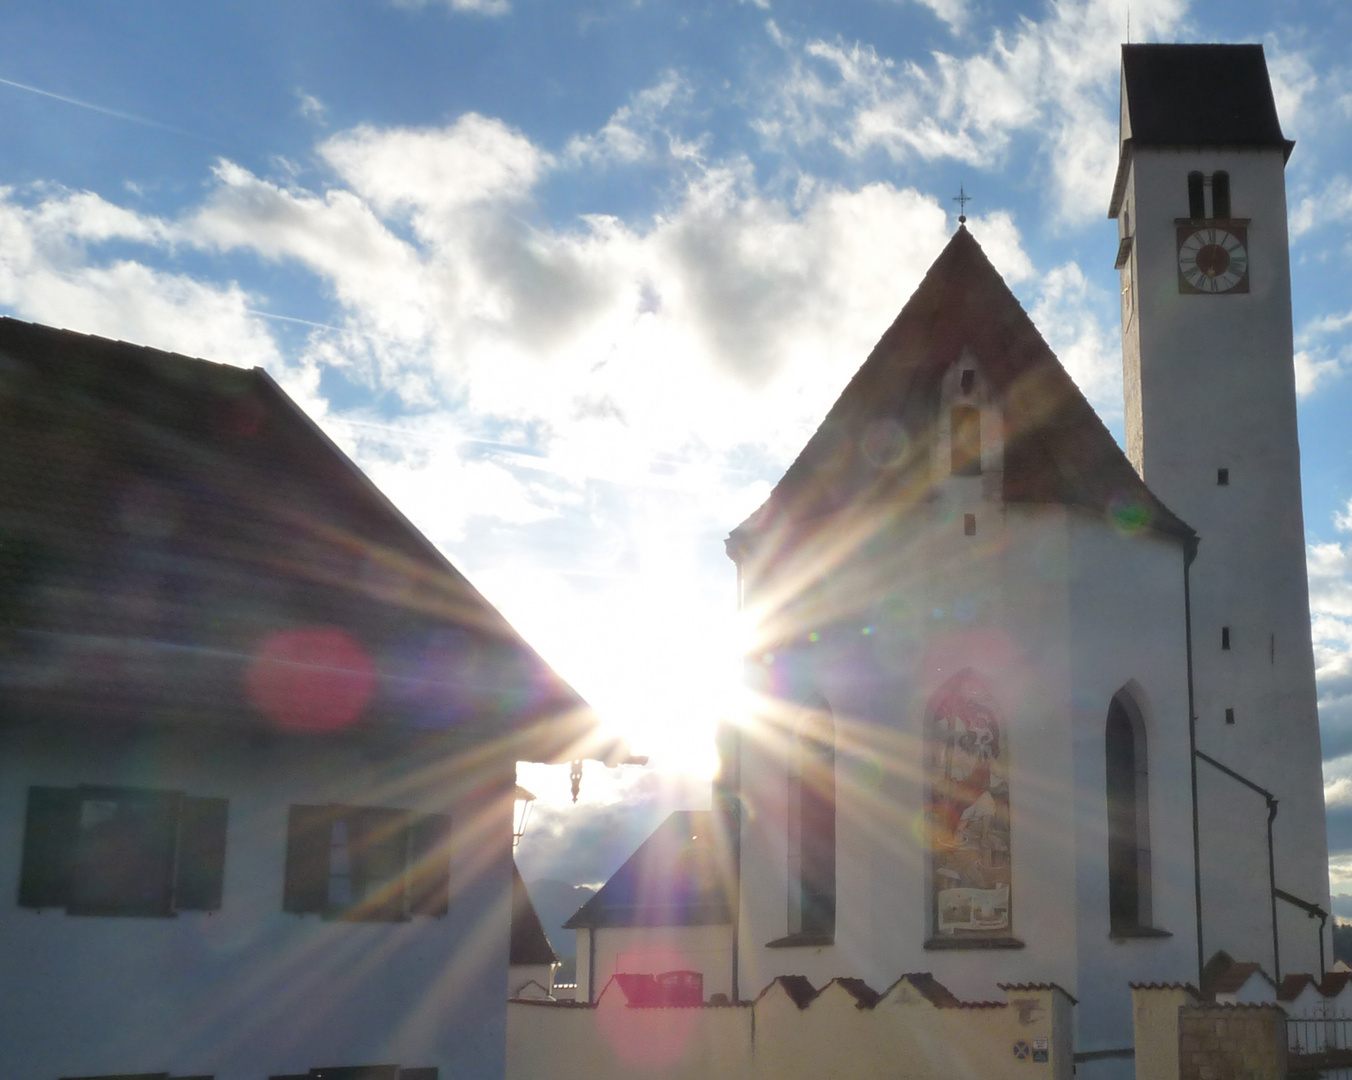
[0,187,279,371]
[1265,41,1318,140]
[392,0,510,15]
[757,0,1186,223]
[1027,260,1121,412]
[1290,175,1352,238]
[296,90,327,123]
[565,73,692,168]
[320,114,548,217]
[1292,306,1352,396]
[881,0,969,33]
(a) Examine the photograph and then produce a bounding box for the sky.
[3,0,1352,901]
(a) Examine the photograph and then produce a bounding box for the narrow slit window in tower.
[1187,171,1206,220]
[1221,627,1230,650]
[1217,468,1229,486]
[960,369,976,395]
[1225,708,1235,725]
[1212,171,1231,219]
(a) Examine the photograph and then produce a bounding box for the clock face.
[1177,225,1249,294]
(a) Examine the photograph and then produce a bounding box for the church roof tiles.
[727,226,1192,555]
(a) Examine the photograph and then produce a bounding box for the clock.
[1177,224,1249,294]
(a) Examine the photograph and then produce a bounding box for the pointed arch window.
[786,701,835,940]
[1106,691,1152,933]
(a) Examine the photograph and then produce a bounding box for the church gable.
[728,226,1191,560]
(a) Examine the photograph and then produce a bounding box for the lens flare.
[245,626,377,732]
[1108,492,1151,535]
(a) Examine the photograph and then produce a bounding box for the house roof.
[510,863,558,967]
[726,226,1192,562]
[0,317,616,762]
[1202,951,1275,997]
[1121,44,1289,152]
[1278,973,1318,1001]
[563,810,734,929]
[755,975,820,1010]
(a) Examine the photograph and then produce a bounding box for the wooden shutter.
[406,813,451,917]
[176,796,229,911]
[348,807,410,922]
[18,786,77,908]
[283,804,336,914]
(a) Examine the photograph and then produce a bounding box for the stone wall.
[1132,986,1288,1080]
[1177,1004,1286,1080]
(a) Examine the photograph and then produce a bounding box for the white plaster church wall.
[733,500,1188,1008]
[1064,514,1198,1068]
[1120,137,1329,977]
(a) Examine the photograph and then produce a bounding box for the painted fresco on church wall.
[926,672,1012,938]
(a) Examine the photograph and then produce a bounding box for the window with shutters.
[18,785,228,917]
[283,804,451,922]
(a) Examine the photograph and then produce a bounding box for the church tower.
[1110,44,1330,978]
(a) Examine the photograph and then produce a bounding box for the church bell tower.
[1111,44,1330,978]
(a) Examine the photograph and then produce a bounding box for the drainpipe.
[1183,538,1204,987]
[1195,750,1280,982]
[1266,796,1281,983]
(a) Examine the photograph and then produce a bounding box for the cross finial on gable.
[953,185,971,225]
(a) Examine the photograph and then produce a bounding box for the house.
[0,318,620,1080]
[561,43,1331,1080]
[509,863,559,998]
[564,810,735,1003]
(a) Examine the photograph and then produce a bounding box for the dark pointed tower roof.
[727,226,1192,556]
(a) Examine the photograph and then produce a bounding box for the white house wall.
[0,718,515,1080]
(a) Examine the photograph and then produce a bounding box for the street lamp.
[513,783,536,848]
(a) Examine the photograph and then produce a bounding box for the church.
[562,43,1332,1075]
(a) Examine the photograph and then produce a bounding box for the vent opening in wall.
[963,514,976,537]
[1225,708,1235,725]
[1222,627,1230,650]
[1217,468,1229,486]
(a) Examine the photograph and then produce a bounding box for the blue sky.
[4,0,1352,897]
